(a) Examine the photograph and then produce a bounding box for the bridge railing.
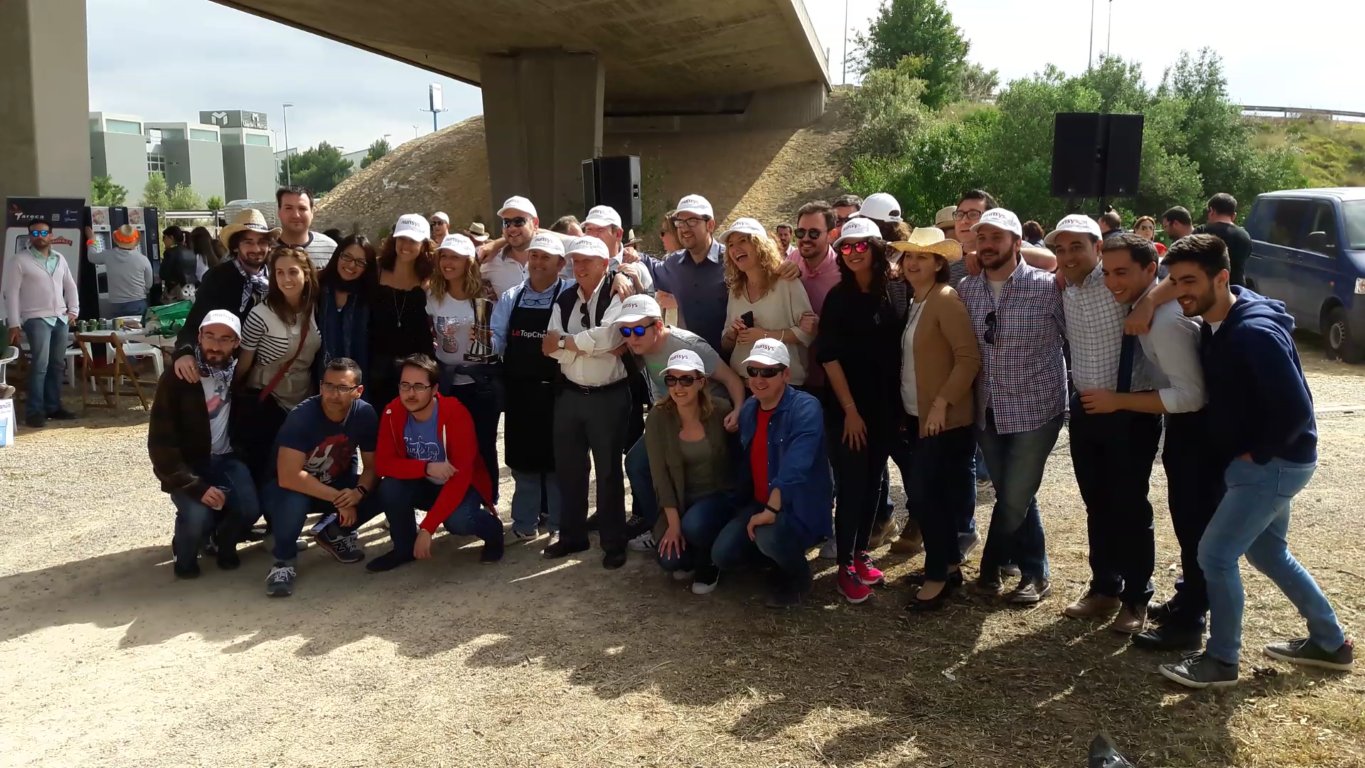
[1241,105,1365,122]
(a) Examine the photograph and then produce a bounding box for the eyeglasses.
[321,383,359,394]
[399,382,433,393]
[619,325,652,337]
[952,209,984,221]
[29,230,50,237]
[983,311,998,345]
[838,241,871,255]
[501,217,529,229]
[794,228,823,240]
[664,374,700,387]
[746,365,786,378]
[835,216,852,226]
[338,255,367,268]
[673,216,710,229]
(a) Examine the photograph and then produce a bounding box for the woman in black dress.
[368,214,435,407]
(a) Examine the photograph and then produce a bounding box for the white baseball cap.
[393,214,431,242]
[832,216,881,247]
[676,194,714,219]
[431,212,451,224]
[566,236,610,260]
[1043,214,1103,246]
[971,208,1023,238]
[664,349,707,375]
[583,205,622,229]
[498,196,538,220]
[856,192,903,223]
[615,295,662,325]
[200,309,241,338]
[527,232,565,257]
[717,217,766,242]
[743,338,791,368]
[437,233,476,258]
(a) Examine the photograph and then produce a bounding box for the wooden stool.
[76,332,151,411]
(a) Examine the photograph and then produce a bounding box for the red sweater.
[375,394,495,533]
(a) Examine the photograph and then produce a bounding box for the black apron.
[503,281,564,473]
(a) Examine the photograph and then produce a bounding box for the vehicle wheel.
[1326,306,1365,364]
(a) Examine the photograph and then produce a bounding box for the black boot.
[1132,623,1204,652]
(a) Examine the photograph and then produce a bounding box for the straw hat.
[934,205,957,229]
[112,224,140,247]
[467,222,489,242]
[219,208,281,248]
[889,227,964,261]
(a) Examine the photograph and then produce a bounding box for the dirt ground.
[1,336,1362,768]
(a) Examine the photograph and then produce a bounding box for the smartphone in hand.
[741,311,755,328]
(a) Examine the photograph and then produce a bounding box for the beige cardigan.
[724,277,815,384]
[904,282,981,436]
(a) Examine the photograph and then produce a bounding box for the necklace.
[394,287,410,328]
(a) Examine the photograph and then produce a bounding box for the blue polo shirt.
[647,240,728,354]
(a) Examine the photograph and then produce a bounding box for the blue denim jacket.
[736,386,834,542]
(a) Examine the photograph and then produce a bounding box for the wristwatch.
[557,337,567,350]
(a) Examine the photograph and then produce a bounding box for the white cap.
[498,196,538,219]
[971,208,1023,238]
[832,216,881,247]
[566,236,610,260]
[393,213,431,242]
[717,217,767,242]
[855,192,903,223]
[437,233,476,258]
[615,295,662,325]
[664,349,706,375]
[431,212,450,224]
[527,232,565,257]
[743,338,791,368]
[1043,214,1103,246]
[676,194,714,219]
[200,309,241,338]
[583,205,622,229]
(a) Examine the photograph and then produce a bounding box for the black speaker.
[582,156,642,230]
[1050,113,1144,199]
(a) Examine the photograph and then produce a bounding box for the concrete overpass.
[0,0,830,222]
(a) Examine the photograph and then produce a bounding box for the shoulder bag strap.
[259,315,312,403]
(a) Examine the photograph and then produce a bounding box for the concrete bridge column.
[0,0,92,205]
[480,50,604,226]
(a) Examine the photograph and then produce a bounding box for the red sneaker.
[855,551,885,586]
[838,566,874,604]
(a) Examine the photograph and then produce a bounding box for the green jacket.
[645,396,736,539]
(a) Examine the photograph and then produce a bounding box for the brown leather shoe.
[889,519,923,555]
[1110,605,1147,634]
[1063,592,1122,619]
[869,517,903,550]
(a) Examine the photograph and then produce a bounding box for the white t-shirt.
[987,278,1006,302]
[202,375,232,455]
[899,299,928,416]
[1209,293,1236,334]
[427,293,477,386]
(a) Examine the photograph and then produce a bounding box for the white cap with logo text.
[717,217,766,242]
[615,295,662,325]
[832,216,881,248]
[528,232,565,257]
[498,196,538,220]
[743,338,791,368]
[437,233,476,257]
[200,309,242,338]
[970,208,1023,238]
[676,194,714,219]
[1043,213,1103,246]
[393,213,432,242]
[665,349,707,375]
[583,205,622,229]
[566,236,610,260]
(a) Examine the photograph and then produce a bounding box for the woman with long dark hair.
[190,226,223,282]
[316,234,376,394]
[814,217,909,604]
[368,214,436,407]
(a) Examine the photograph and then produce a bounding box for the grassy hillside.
[1254,117,1365,188]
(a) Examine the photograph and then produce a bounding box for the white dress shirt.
[546,275,627,387]
[483,247,530,297]
[1134,284,1206,413]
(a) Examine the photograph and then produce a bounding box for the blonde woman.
[719,218,815,385]
[427,233,501,503]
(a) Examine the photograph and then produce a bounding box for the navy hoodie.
[1200,286,1317,468]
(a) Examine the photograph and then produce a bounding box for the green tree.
[139,173,170,211]
[205,195,225,211]
[953,61,1000,103]
[843,55,932,160]
[90,176,127,206]
[360,138,391,169]
[282,142,354,195]
[167,182,202,210]
[855,0,969,109]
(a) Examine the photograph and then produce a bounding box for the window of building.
[190,129,219,142]
[105,118,142,135]
[245,133,272,147]
[148,155,166,175]
[159,128,185,141]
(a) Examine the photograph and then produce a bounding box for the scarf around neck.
[233,257,269,312]
[195,346,237,387]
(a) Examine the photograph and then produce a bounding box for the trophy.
[465,298,498,363]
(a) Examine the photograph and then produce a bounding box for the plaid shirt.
[1062,261,1127,391]
[958,260,1068,434]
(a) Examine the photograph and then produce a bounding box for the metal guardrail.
[1241,105,1365,121]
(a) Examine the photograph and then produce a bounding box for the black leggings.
[829,409,892,568]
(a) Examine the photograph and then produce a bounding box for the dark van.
[1244,188,1365,361]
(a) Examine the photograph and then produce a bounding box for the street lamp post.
[1088,0,1095,69]
[282,102,293,185]
[1107,0,1114,58]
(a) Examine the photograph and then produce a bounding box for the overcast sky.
[88,0,1365,155]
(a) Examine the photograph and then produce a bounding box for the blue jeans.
[509,469,562,535]
[377,477,504,559]
[445,371,502,505]
[21,318,68,418]
[261,478,384,564]
[626,435,658,527]
[169,454,260,569]
[656,493,742,572]
[712,502,819,589]
[110,300,147,317]
[975,412,1061,581]
[1200,458,1345,666]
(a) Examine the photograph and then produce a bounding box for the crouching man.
[712,339,833,608]
[148,310,260,578]
[367,354,501,572]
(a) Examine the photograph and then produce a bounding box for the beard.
[978,246,1014,272]
[201,349,230,367]
[1184,286,1217,317]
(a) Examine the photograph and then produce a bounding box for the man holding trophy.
[428,233,503,506]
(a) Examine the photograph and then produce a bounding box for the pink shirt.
[786,247,841,388]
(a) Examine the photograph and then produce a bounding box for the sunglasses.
[430,220,445,227]
[619,325,653,337]
[501,216,529,228]
[664,374,700,387]
[838,241,871,255]
[984,311,998,345]
[30,230,50,237]
[746,365,786,378]
[794,228,823,240]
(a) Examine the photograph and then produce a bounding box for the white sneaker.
[547,531,560,547]
[628,530,656,552]
[672,569,696,582]
[818,539,837,560]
